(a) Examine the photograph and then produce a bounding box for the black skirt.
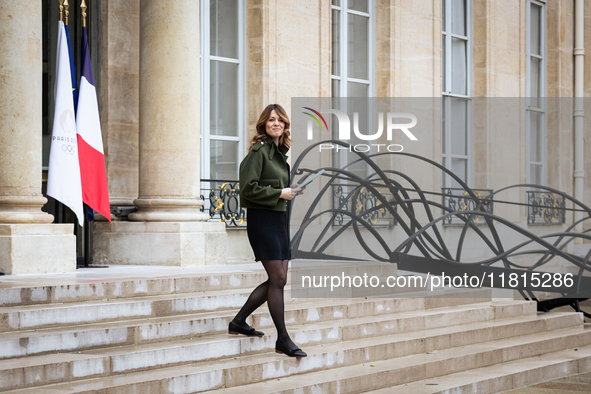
[246,208,291,261]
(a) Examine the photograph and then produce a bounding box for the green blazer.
[239,136,290,212]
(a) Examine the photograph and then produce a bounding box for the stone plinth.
[93,221,227,266]
[0,224,76,275]
[226,229,255,262]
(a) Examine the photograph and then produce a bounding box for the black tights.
[232,259,294,347]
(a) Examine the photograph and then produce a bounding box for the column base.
[0,196,54,223]
[128,198,210,222]
[93,221,228,266]
[0,224,76,275]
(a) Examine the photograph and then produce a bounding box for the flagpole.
[81,0,87,28]
[64,0,69,25]
[76,0,111,267]
[81,0,89,268]
[57,0,64,224]
[57,0,67,225]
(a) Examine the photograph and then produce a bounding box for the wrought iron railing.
[442,188,494,225]
[333,184,397,228]
[527,191,566,225]
[200,179,246,227]
[290,140,591,317]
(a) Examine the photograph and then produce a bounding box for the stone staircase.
[0,262,590,393]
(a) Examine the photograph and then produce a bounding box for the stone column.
[0,1,75,274]
[131,0,207,222]
[93,0,226,266]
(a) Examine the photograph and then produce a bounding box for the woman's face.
[266,109,285,141]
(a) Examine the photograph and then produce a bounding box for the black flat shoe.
[228,321,264,336]
[275,340,307,357]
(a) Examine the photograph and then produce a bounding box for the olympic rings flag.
[47,20,84,227]
[76,26,111,222]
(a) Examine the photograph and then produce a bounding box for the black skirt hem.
[246,208,291,262]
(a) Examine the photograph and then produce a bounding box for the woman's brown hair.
[248,104,291,151]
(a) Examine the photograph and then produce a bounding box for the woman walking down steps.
[228,104,307,358]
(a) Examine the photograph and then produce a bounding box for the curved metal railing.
[289,140,591,316]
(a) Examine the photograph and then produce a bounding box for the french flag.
[76,27,111,222]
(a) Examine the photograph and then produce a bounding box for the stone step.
[0,262,423,332]
[0,301,535,389]
[3,282,404,332]
[0,269,268,308]
[0,311,581,392]
[365,342,591,393]
[0,283,492,334]
[211,326,591,394]
[0,286,259,332]
[0,261,398,307]
[0,292,517,360]
[0,284,492,328]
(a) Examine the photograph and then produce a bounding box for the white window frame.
[331,0,375,98]
[525,0,546,187]
[200,0,246,181]
[331,0,375,178]
[442,0,473,189]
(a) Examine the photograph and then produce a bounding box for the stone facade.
[0,0,590,273]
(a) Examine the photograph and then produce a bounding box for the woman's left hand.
[291,184,305,196]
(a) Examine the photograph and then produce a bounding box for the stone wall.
[245,0,331,141]
[99,0,140,207]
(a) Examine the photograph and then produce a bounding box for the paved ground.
[0,261,262,288]
[504,372,591,393]
[0,260,380,287]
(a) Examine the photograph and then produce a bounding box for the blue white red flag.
[76,27,111,222]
